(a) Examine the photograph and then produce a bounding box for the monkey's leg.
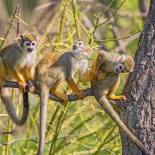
[91,54,102,71]
[23,68,34,82]
[12,70,27,90]
[22,68,35,92]
[107,75,126,100]
[50,79,68,102]
[66,77,85,99]
[80,69,95,82]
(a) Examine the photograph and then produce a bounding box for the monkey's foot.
[26,80,34,88]
[18,82,27,92]
[75,90,85,100]
[26,80,35,93]
[107,95,127,100]
[53,91,69,103]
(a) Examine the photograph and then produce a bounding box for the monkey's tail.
[1,88,29,126]
[37,84,49,155]
[98,96,150,155]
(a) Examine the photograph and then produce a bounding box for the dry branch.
[3,81,123,106]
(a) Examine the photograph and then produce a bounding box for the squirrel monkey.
[0,33,39,89]
[95,51,135,100]
[83,50,134,100]
[0,33,39,125]
[90,51,149,155]
[35,40,92,155]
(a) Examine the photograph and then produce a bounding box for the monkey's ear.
[118,54,126,63]
[99,50,106,55]
[20,35,25,42]
[99,50,109,59]
[16,35,24,44]
[36,36,40,43]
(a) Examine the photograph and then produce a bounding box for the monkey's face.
[114,63,126,73]
[20,33,39,53]
[114,55,134,73]
[22,40,37,52]
[72,40,92,58]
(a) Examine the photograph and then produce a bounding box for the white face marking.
[23,40,37,52]
[114,63,125,73]
[72,40,91,58]
[73,40,84,50]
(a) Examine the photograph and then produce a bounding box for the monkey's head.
[98,50,134,74]
[114,55,135,73]
[72,40,92,59]
[19,33,39,53]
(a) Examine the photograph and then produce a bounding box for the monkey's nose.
[73,45,78,50]
[27,48,33,52]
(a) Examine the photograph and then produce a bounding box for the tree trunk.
[121,0,155,154]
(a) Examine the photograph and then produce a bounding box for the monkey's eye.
[118,64,124,71]
[119,65,122,69]
[24,41,31,46]
[32,41,37,46]
[119,65,123,70]
[78,41,83,46]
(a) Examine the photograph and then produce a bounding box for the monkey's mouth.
[73,45,78,50]
[27,48,34,52]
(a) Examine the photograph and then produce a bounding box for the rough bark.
[121,0,155,154]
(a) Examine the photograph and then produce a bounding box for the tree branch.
[3,81,124,107]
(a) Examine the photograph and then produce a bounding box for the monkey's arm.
[66,56,85,99]
[80,54,107,82]
[23,68,34,82]
[12,70,27,89]
[79,69,95,82]
[80,68,107,82]
[106,75,126,100]
[66,77,85,98]
[91,54,102,72]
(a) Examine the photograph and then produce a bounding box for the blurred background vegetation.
[0,0,150,155]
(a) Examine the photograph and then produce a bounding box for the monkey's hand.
[120,95,127,100]
[18,81,27,92]
[26,80,35,93]
[75,90,85,100]
[66,78,85,100]
[107,95,127,100]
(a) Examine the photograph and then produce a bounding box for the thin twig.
[97,0,127,27]
[0,129,15,135]
[71,0,80,39]
[15,15,28,26]
[16,4,20,36]
[89,0,115,44]
[0,5,18,50]
[94,30,140,42]
[62,0,91,39]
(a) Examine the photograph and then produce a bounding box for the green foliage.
[0,0,147,154]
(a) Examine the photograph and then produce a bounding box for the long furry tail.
[37,84,49,155]
[1,88,29,126]
[98,96,150,155]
